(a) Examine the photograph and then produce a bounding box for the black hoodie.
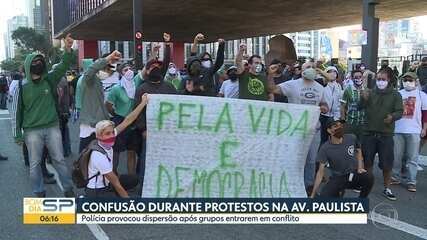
[184,42,225,96]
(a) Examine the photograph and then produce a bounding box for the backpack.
[72,140,110,188]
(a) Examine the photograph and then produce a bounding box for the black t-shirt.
[134,81,178,131]
[273,74,289,103]
[317,134,360,176]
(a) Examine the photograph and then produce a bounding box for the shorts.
[344,123,365,141]
[112,115,142,153]
[362,133,394,171]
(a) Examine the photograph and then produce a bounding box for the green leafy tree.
[11,27,69,68]
[12,27,50,55]
[0,58,21,72]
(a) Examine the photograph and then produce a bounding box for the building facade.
[5,15,29,59]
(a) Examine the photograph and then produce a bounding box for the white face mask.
[97,70,110,80]
[201,60,212,68]
[302,68,317,81]
[168,67,177,75]
[376,80,388,90]
[403,81,416,91]
[123,70,134,81]
[354,78,363,86]
[254,64,263,73]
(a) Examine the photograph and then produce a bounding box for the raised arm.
[82,50,121,86]
[115,93,148,135]
[268,63,283,95]
[161,33,172,76]
[191,33,204,56]
[48,34,74,84]
[213,39,225,73]
[235,43,246,75]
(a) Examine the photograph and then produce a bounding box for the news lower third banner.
[24,198,368,224]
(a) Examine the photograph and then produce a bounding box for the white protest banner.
[142,95,320,198]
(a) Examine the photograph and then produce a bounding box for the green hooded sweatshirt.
[75,58,94,110]
[361,86,403,135]
[15,51,73,141]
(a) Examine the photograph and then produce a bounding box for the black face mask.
[229,73,238,81]
[30,61,45,75]
[148,67,162,82]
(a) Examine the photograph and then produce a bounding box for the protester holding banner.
[269,62,329,194]
[235,43,272,101]
[85,94,148,198]
[133,33,176,191]
[360,67,403,201]
[311,119,374,198]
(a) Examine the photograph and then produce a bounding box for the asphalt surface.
[1,109,426,240]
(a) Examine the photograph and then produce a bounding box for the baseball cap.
[401,72,417,79]
[326,119,345,130]
[325,66,338,73]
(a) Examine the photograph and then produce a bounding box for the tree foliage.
[12,27,50,55]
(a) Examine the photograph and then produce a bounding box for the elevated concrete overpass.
[54,0,427,42]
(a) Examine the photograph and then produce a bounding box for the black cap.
[326,119,345,130]
[270,59,281,66]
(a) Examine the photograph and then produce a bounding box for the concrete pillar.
[171,42,185,69]
[361,0,379,72]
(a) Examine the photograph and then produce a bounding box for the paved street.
[1,109,427,240]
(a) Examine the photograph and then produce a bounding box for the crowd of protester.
[1,32,427,200]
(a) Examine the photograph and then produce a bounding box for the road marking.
[369,212,427,239]
[0,110,9,114]
[418,155,427,167]
[0,117,11,120]
[46,164,110,240]
[86,224,110,240]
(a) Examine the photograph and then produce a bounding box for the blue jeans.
[24,125,74,194]
[304,128,320,188]
[393,133,420,185]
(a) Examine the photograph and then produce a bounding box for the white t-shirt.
[87,145,113,189]
[395,89,427,134]
[279,78,325,106]
[79,124,96,138]
[101,72,120,97]
[322,81,343,120]
[219,79,239,98]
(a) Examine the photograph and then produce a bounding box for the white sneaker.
[383,188,397,201]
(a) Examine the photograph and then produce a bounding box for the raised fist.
[107,50,122,64]
[239,43,247,52]
[195,33,205,42]
[163,32,171,42]
[63,33,74,52]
